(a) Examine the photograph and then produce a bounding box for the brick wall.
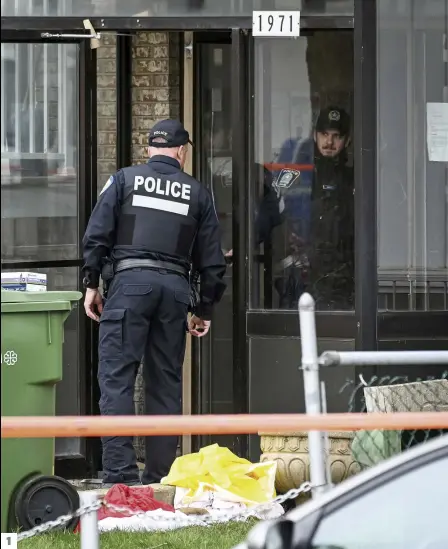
[132,32,181,164]
[96,33,117,193]
[96,31,181,186]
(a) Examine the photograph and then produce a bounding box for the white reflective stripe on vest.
[132,194,190,216]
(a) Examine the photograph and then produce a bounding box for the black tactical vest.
[113,162,201,264]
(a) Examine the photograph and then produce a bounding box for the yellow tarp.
[161,444,277,506]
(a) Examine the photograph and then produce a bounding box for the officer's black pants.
[98,268,189,485]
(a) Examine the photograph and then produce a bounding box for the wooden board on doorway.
[182,31,194,456]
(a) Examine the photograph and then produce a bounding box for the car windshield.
[311,454,447,549]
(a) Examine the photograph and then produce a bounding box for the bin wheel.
[14,475,80,531]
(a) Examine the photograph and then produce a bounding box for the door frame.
[191,31,232,452]
[230,14,368,458]
[0,34,98,476]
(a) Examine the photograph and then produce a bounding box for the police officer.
[82,119,226,488]
[258,106,354,310]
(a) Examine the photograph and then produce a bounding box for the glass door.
[246,28,356,460]
[193,33,234,450]
[0,37,97,476]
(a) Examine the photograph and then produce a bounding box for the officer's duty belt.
[115,258,188,277]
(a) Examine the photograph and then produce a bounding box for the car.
[234,434,448,549]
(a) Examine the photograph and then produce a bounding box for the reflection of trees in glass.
[2,43,77,175]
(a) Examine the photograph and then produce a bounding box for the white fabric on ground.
[97,487,285,532]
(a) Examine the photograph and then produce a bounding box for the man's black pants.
[98,267,189,485]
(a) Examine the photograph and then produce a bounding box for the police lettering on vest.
[114,163,200,261]
[133,176,191,216]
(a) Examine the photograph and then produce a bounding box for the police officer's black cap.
[315,107,350,136]
[148,119,193,148]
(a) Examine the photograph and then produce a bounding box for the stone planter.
[364,379,448,414]
[260,431,360,500]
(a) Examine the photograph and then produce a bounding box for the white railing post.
[79,491,100,549]
[299,292,328,497]
[320,350,448,367]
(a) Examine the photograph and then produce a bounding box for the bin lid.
[1,290,82,313]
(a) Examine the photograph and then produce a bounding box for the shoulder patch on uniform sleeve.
[100,176,114,195]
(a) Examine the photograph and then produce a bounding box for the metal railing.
[378,271,448,311]
[298,292,448,492]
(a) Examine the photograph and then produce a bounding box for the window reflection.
[199,45,232,253]
[1,43,78,262]
[251,33,354,311]
[377,0,448,312]
[0,0,354,17]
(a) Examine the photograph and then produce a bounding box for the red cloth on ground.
[75,484,175,532]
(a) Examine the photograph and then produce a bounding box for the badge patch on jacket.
[274,169,301,190]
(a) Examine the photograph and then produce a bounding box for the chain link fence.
[335,371,448,470]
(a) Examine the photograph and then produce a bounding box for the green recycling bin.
[1,290,82,533]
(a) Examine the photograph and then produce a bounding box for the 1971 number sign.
[252,11,301,37]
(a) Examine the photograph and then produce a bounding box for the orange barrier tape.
[2,413,448,438]
[264,163,314,172]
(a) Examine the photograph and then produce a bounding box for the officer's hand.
[224,249,233,266]
[84,288,103,322]
[188,315,211,338]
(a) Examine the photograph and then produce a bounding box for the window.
[0,0,354,18]
[377,0,448,311]
[250,32,354,311]
[312,455,448,548]
[1,42,79,262]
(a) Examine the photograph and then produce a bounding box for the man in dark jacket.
[261,106,354,310]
